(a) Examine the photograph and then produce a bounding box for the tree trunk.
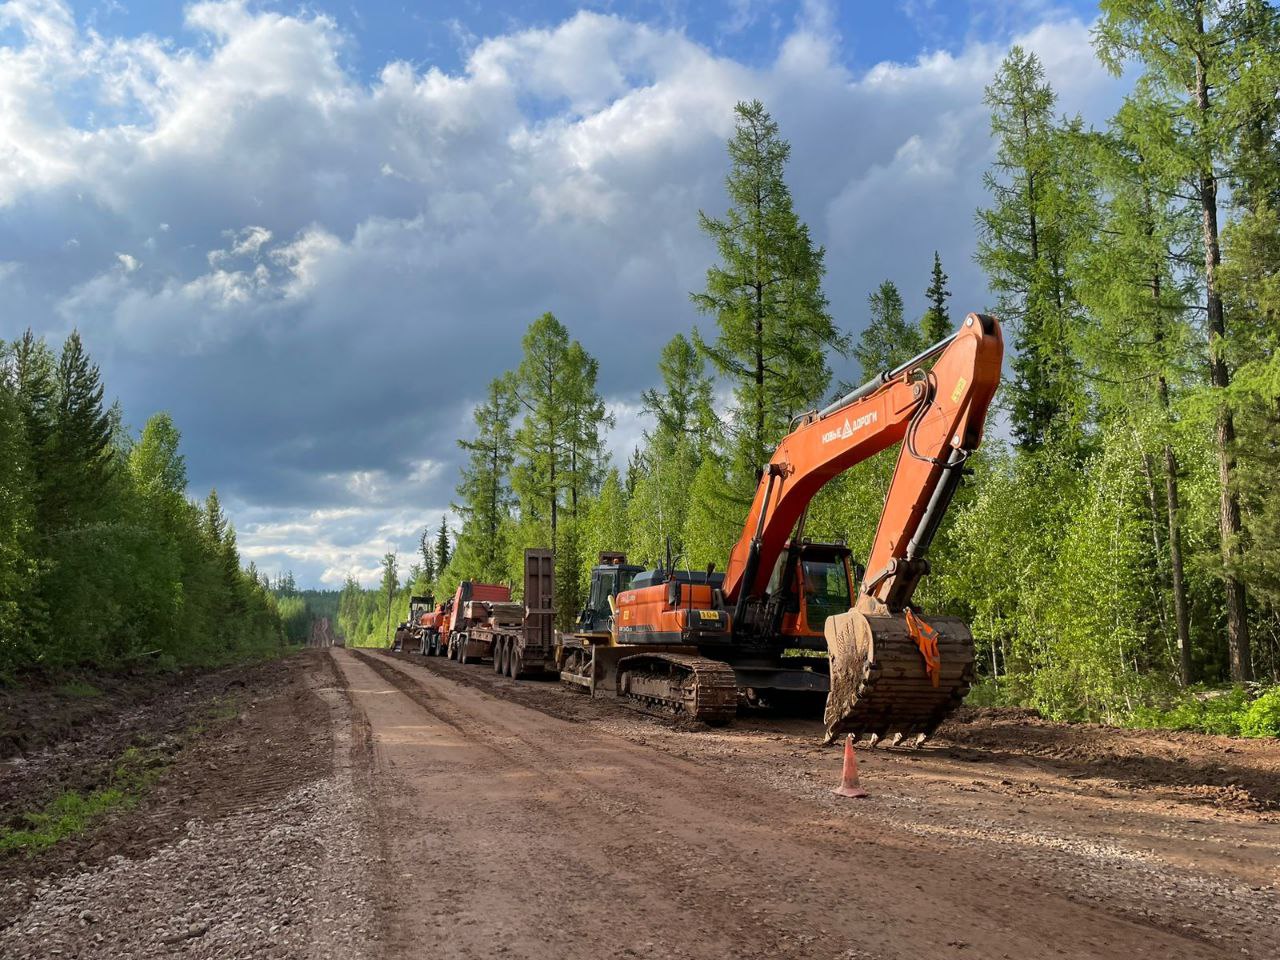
[1193,21,1252,681]
[1163,441,1193,685]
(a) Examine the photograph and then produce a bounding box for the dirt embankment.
[1,651,378,959]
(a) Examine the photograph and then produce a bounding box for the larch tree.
[854,280,924,378]
[562,341,611,520]
[380,551,398,645]
[640,333,717,458]
[1072,108,1200,685]
[976,47,1089,452]
[692,99,842,498]
[1095,0,1280,680]
[453,374,518,583]
[631,334,719,564]
[511,312,575,551]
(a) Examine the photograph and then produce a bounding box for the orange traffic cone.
[832,734,868,798]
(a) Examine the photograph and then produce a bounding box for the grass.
[55,679,103,699]
[0,746,163,856]
[961,676,1280,739]
[0,684,252,857]
[1125,684,1280,739]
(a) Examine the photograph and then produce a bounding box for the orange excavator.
[558,313,1003,743]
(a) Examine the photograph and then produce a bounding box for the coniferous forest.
[342,5,1280,736]
[0,331,290,675]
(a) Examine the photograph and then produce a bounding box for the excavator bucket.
[823,609,976,745]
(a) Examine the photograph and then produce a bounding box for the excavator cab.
[752,540,860,649]
[577,553,643,634]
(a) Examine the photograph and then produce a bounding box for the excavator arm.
[723,313,1003,619]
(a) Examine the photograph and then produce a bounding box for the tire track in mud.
[341,648,1259,960]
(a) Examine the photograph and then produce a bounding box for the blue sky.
[68,1,1103,76]
[0,0,1126,586]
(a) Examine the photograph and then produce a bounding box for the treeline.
[269,571,342,644]
[0,331,288,676]
[366,4,1280,730]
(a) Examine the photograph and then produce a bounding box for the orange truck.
[444,550,556,678]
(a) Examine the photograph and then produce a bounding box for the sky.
[0,0,1128,588]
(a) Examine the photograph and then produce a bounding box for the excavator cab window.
[579,564,641,632]
[800,558,852,631]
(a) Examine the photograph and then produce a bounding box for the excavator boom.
[723,313,1003,617]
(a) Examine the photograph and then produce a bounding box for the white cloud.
[0,1,1127,585]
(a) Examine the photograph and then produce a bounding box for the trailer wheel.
[509,647,523,680]
[493,638,505,674]
[457,635,471,665]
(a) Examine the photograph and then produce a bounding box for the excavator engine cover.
[823,609,975,745]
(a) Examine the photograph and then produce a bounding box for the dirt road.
[346,648,1278,960]
[3,647,1277,959]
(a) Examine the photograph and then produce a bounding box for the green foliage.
[1128,685,1280,738]
[1239,687,1280,738]
[0,745,162,855]
[453,375,518,584]
[853,280,924,379]
[976,47,1089,452]
[0,332,288,675]
[505,312,610,624]
[692,99,843,501]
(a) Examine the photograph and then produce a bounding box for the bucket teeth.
[823,610,975,745]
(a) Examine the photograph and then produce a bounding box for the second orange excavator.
[557,313,1003,743]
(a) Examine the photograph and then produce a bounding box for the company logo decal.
[821,411,878,444]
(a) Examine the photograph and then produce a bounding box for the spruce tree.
[47,330,114,528]
[418,527,436,585]
[692,100,842,494]
[434,517,451,576]
[921,252,953,343]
